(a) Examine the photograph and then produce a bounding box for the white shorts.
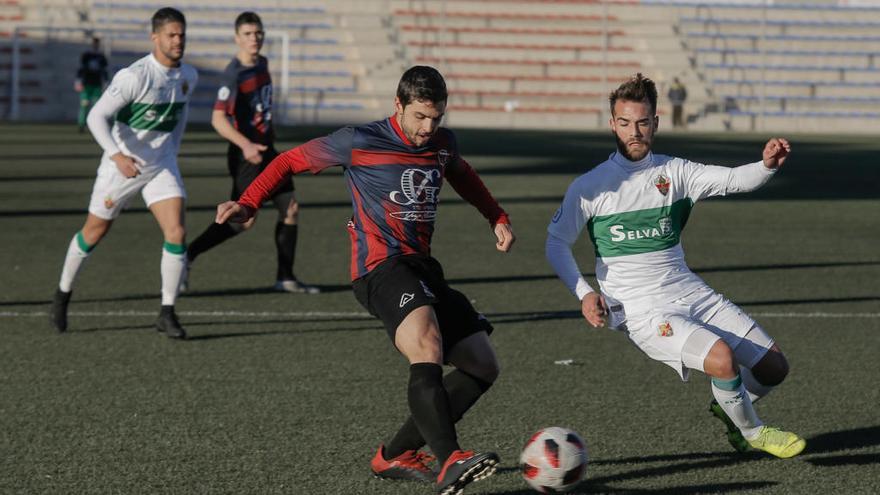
[88,158,186,220]
[618,286,774,381]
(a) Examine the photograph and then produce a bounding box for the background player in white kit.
[50,7,197,339]
[546,73,806,458]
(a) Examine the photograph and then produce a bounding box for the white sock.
[161,247,186,306]
[740,366,774,404]
[711,375,763,439]
[59,233,92,292]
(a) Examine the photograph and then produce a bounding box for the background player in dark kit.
[183,11,318,294]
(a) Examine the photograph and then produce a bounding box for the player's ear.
[393,96,404,116]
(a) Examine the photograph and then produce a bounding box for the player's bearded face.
[610,99,657,161]
[395,98,446,147]
[153,22,186,65]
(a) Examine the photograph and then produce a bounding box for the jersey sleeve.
[213,63,238,114]
[547,176,592,245]
[442,130,508,225]
[546,175,595,299]
[238,127,353,210]
[86,67,140,156]
[682,159,776,201]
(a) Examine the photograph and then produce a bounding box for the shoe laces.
[413,451,436,466]
[757,427,790,446]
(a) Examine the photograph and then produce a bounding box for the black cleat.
[436,450,499,495]
[156,306,187,339]
[51,289,72,333]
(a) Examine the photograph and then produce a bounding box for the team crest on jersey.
[658,321,674,337]
[103,195,115,209]
[654,174,670,196]
[437,149,450,166]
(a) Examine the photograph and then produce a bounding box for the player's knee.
[82,223,110,244]
[481,360,500,384]
[704,340,737,379]
[163,224,186,244]
[285,201,299,223]
[753,349,789,386]
[234,217,256,232]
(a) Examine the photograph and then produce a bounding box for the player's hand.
[215,201,253,224]
[242,142,268,165]
[494,222,515,252]
[74,81,84,93]
[581,292,607,328]
[762,137,791,170]
[111,152,140,178]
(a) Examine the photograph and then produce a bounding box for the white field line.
[2,310,879,319]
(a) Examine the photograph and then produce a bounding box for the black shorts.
[227,144,294,200]
[352,254,493,357]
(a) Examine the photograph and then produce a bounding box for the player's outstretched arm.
[215,201,254,224]
[494,222,515,252]
[581,292,608,328]
[762,137,791,170]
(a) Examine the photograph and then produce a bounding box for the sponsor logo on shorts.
[658,321,673,337]
[399,293,414,308]
[104,195,115,209]
[654,174,670,196]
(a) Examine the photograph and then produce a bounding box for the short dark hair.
[609,73,658,116]
[396,66,447,107]
[151,7,186,33]
[235,11,263,32]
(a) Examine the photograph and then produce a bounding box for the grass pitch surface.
[1,123,878,494]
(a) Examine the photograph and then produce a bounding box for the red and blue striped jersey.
[238,116,509,280]
[213,55,273,145]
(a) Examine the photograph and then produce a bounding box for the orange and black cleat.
[436,449,499,495]
[371,444,437,482]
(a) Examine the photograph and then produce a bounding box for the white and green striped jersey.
[547,151,776,314]
[87,53,198,169]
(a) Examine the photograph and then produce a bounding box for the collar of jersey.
[149,52,180,75]
[388,115,415,147]
[610,151,654,171]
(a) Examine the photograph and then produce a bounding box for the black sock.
[387,368,492,460]
[160,305,174,316]
[275,223,298,281]
[187,222,238,262]
[405,363,460,464]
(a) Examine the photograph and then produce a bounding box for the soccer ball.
[520,426,588,493]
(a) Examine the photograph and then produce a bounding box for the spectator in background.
[668,77,688,129]
[75,37,109,132]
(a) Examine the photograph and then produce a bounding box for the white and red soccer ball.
[520,426,588,493]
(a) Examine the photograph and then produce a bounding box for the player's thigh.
[352,256,438,354]
[395,305,443,364]
[434,286,494,360]
[88,159,149,220]
[446,331,499,383]
[627,311,720,380]
[143,168,186,240]
[699,294,774,369]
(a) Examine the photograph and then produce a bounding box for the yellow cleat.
[747,426,806,458]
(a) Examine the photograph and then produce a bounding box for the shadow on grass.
[491,481,776,494]
[803,426,880,468]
